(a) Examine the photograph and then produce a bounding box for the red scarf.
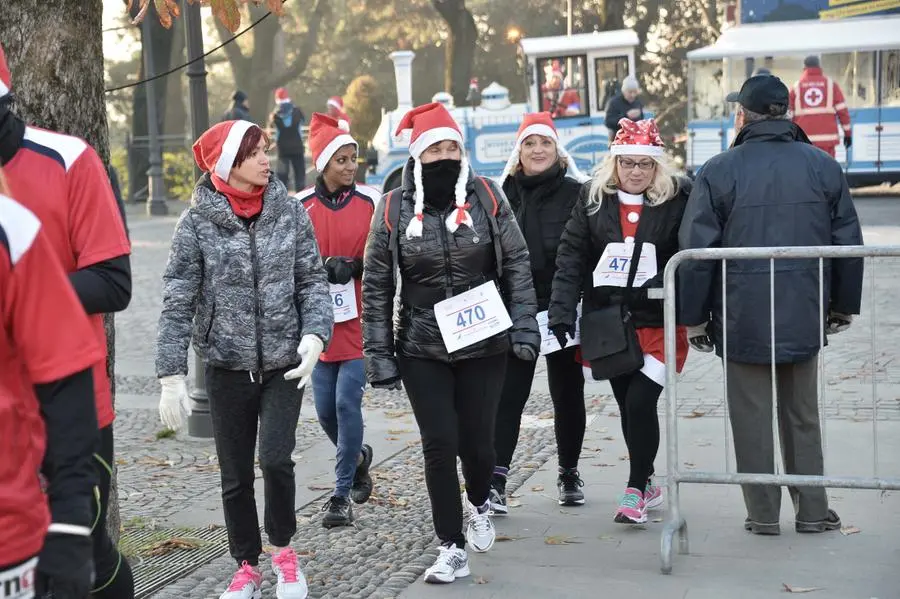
[211,174,264,219]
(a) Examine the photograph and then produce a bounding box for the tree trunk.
[431,0,478,105]
[0,0,120,544]
[600,0,627,31]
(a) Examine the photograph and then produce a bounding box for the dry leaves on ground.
[307,484,333,491]
[146,538,200,556]
[495,535,520,542]
[782,583,823,593]
[840,526,861,536]
[544,535,582,545]
[531,485,545,492]
[506,498,523,508]
[684,462,697,469]
[685,409,706,418]
[387,429,414,434]
[474,576,489,584]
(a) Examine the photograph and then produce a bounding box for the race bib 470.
[434,282,513,354]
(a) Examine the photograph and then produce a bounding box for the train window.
[881,50,900,107]
[822,52,877,109]
[595,56,630,112]
[537,55,588,118]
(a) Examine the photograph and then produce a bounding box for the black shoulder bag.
[579,241,645,380]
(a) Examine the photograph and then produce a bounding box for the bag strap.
[474,176,503,278]
[622,239,644,307]
[383,190,400,282]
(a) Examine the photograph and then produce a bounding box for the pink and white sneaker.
[271,547,309,599]
[614,487,647,524]
[219,561,262,599]
[644,479,665,510]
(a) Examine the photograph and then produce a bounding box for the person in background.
[788,55,852,158]
[271,87,307,192]
[0,177,102,599]
[223,90,253,123]
[679,74,863,536]
[295,113,378,528]
[549,118,690,525]
[604,75,644,141]
[491,112,589,513]
[156,119,333,599]
[363,102,539,584]
[0,43,136,599]
[326,96,351,131]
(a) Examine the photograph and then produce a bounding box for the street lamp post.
[567,0,573,36]
[183,0,214,438]
[142,17,169,216]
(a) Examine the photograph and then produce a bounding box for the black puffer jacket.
[503,164,582,312]
[362,159,540,385]
[679,119,864,364]
[548,177,691,331]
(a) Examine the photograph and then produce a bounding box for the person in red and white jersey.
[788,55,852,158]
[295,113,377,529]
[0,179,102,599]
[0,43,135,598]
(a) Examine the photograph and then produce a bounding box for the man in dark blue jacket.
[678,75,864,536]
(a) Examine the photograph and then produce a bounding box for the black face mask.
[420,159,462,210]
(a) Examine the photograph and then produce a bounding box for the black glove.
[36,533,94,599]
[349,257,363,279]
[549,323,575,350]
[844,135,852,149]
[512,343,537,362]
[324,257,354,285]
[371,377,402,390]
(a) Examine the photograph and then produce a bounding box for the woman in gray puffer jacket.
[362,103,539,584]
[155,120,332,596]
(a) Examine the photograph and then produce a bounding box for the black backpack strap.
[474,177,503,278]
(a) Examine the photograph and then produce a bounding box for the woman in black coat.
[362,103,539,584]
[490,112,592,513]
[549,118,690,525]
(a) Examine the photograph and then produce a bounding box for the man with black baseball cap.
[678,72,864,537]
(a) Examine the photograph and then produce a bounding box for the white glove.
[283,334,324,389]
[159,375,190,431]
[687,324,714,353]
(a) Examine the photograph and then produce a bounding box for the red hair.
[233,126,269,168]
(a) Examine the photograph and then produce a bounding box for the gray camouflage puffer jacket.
[155,174,333,378]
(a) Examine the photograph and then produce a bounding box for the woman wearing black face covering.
[490,113,590,514]
[362,103,539,584]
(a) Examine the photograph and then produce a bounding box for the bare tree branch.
[215,17,251,81]
[264,0,329,88]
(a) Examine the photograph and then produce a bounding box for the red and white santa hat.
[609,118,665,156]
[0,43,12,99]
[394,102,470,239]
[499,112,588,186]
[274,87,290,104]
[326,96,350,132]
[191,120,258,182]
[309,112,357,172]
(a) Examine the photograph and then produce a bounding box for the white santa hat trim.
[609,144,664,157]
[499,122,588,187]
[327,97,343,110]
[315,133,357,171]
[214,120,255,181]
[408,127,464,159]
[0,81,8,98]
[276,97,291,104]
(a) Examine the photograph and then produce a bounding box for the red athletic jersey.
[0,193,103,566]
[5,126,131,428]
[296,183,376,362]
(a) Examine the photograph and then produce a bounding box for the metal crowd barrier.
[660,245,900,574]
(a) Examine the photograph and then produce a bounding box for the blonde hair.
[585,152,678,215]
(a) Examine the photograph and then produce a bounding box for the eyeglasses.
[618,158,656,171]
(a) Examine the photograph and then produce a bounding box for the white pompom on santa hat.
[191,119,257,182]
[0,43,12,99]
[326,96,351,132]
[609,117,665,156]
[499,111,588,187]
[394,102,470,240]
[308,112,357,172]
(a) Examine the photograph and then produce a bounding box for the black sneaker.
[796,509,841,533]
[322,495,354,528]
[350,444,374,504]
[557,468,585,506]
[489,476,508,515]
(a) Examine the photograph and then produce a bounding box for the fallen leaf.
[685,409,706,418]
[619,455,630,461]
[531,485,544,492]
[782,583,823,593]
[474,576,488,584]
[385,436,400,441]
[598,534,616,541]
[509,492,522,498]
[544,535,582,545]
[146,538,200,556]
[593,463,614,467]
[602,436,616,441]
[387,429,414,434]
[384,410,408,418]
[683,462,696,469]
[506,498,523,508]
[840,526,860,536]
[495,535,520,542]
[598,427,608,433]
[608,412,620,418]
[695,439,712,447]
[307,484,332,491]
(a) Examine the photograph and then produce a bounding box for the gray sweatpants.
[725,356,829,525]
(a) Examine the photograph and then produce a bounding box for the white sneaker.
[465,502,496,553]
[423,544,470,584]
[219,562,262,599]
[271,547,308,599]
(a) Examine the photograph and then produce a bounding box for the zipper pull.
[249,371,255,383]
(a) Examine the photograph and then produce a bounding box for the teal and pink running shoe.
[614,487,647,524]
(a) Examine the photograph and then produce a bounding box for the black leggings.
[92,425,135,598]
[609,371,664,489]
[398,353,506,549]
[494,347,585,470]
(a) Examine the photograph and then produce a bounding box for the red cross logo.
[804,87,824,107]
